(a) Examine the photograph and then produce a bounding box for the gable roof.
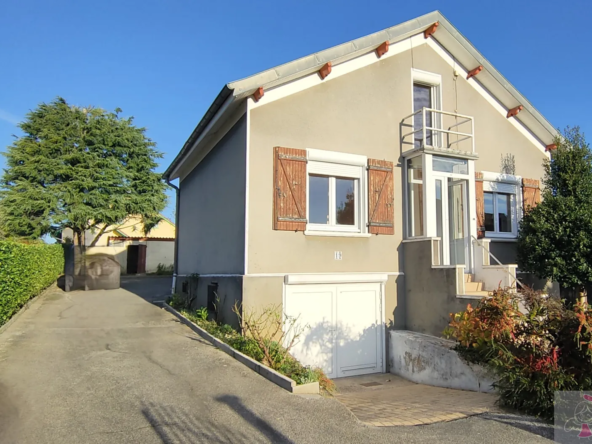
[164,10,556,180]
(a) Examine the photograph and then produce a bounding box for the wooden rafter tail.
[424,22,439,39]
[506,105,523,118]
[466,65,483,80]
[375,41,389,58]
[253,87,264,102]
[318,62,332,80]
[546,144,557,152]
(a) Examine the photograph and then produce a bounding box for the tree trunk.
[89,224,108,247]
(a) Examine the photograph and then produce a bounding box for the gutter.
[166,178,180,296]
[163,85,233,180]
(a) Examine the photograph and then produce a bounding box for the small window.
[307,159,364,234]
[413,84,433,147]
[484,191,515,235]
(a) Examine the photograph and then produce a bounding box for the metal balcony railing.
[402,107,475,154]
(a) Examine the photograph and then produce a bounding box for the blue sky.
[1,0,591,221]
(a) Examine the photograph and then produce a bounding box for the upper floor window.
[412,69,442,148]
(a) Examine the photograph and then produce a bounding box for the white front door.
[284,282,383,379]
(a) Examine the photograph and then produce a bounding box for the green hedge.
[0,242,64,327]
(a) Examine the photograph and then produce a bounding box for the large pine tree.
[1,97,167,245]
[517,127,592,304]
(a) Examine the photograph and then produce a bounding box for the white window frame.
[305,149,368,236]
[405,154,425,238]
[411,69,443,148]
[482,171,522,239]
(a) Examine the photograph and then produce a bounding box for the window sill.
[485,233,517,241]
[304,230,372,238]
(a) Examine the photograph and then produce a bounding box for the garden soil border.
[163,302,320,395]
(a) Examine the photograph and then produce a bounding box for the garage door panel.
[285,281,383,380]
[285,285,335,378]
[336,286,380,377]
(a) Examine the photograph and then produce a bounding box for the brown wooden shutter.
[368,159,394,235]
[475,172,485,239]
[273,147,307,231]
[522,178,541,211]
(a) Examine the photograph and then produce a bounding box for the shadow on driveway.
[141,396,294,444]
[120,275,172,304]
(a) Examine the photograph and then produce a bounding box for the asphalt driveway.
[0,277,554,443]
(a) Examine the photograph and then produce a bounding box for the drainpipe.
[166,177,180,296]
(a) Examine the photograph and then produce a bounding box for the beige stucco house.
[62,215,175,274]
[164,11,555,379]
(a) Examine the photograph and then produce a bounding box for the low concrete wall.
[389,330,495,393]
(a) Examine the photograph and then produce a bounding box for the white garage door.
[284,282,383,379]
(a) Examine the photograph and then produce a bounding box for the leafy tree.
[517,127,592,304]
[0,97,167,246]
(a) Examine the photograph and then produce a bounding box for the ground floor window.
[482,174,520,238]
[307,152,365,234]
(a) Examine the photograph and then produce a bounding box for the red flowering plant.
[446,288,592,419]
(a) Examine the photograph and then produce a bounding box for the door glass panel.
[435,179,444,265]
[335,178,356,225]
[413,84,432,147]
[484,192,494,232]
[433,156,468,174]
[309,175,329,224]
[497,193,512,232]
[448,179,466,266]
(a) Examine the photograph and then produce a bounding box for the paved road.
[0,277,554,443]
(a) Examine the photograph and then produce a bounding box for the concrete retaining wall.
[389,330,495,393]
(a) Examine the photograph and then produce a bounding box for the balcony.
[402,108,475,157]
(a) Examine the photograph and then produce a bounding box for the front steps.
[463,274,489,297]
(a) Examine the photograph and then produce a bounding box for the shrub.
[445,288,592,419]
[154,263,174,275]
[0,241,64,326]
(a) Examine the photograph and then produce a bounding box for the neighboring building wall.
[177,114,247,276]
[145,240,174,273]
[175,115,247,312]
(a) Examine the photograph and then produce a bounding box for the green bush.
[154,263,174,275]
[445,288,592,419]
[0,241,64,326]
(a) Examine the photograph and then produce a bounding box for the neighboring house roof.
[100,215,175,240]
[164,10,557,180]
[108,236,175,242]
